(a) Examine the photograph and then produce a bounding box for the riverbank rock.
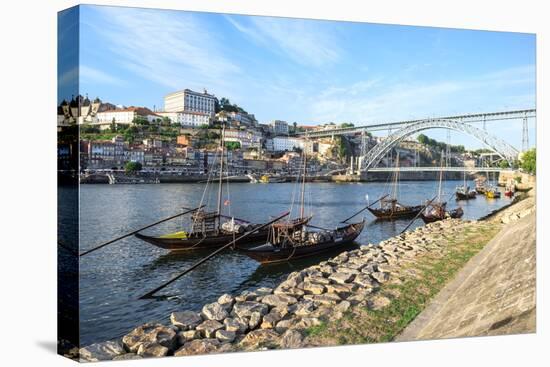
[170,311,203,330]
[232,301,269,318]
[261,309,284,329]
[174,339,220,356]
[329,272,355,284]
[216,329,236,343]
[248,311,263,329]
[279,329,304,349]
[122,323,177,353]
[261,294,298,308]
[178,330,201,344]
[202,302,229,321]
[196,320,224,338]
[239,329,280,350]
[218,294,235,309]
[303,281,326,295]
[137,342,169,358]
[224,317,248,333]
[79,340,125,361]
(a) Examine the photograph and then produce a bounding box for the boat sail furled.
[367,153,423,220]
[135,125,270,251]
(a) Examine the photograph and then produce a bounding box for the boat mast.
[392,153,400,200]
[217,124,225,219]
[437,150,444,202]
[300,147,307,219]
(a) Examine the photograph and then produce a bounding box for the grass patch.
[305,223,501,346]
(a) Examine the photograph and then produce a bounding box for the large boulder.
[170,311,203,330]
[279,329,303,349]
[239,329,280,350]
[303,281,326,295]
[217,294,235,310]
[79,340,125,362]
[260,309,284,329]
[196,320,224,338]
[224,317,248,333]
[174,339,220,356]
[215,329,236,343]
[202,302,229,321]
[261,294,298,308]
[248,311,263,330]
[232,301,269,318]
[136,342,169,358]
[177,330,201,344]
[122,323,177,353]
[291,300,316,316]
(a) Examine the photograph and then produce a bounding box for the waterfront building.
[164,88,216,115]
[124,148,145,164]
[85,136,126,168]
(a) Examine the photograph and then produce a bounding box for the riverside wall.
[73,188,536,362]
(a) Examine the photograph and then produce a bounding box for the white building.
[270,136,313,154]
[96,107,159,124]
[164,89,216,115]
[158,111,211,127]
[270,120,289,135]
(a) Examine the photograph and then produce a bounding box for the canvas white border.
[0,0,546,366]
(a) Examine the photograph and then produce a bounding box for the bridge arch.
[359,119,519,172]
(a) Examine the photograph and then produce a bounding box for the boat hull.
[238,221,365,264]
[456,191,476,200]
[367,205,423,220]
[420,207,464,224]
[135,229,269,251]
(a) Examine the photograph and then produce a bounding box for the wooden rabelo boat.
[367,154,423,220]
[455,168,477,200]
[238,148,365,264]
[135,126,269,251]
[420,153,464,224]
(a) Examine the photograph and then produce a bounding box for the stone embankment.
[78,190,535,361]
[397,189,536,341]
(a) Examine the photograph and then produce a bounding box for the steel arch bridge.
[359,118,519,172]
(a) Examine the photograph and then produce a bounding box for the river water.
[75,180,511,345]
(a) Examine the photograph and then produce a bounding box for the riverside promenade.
[397,189,536,341]
[77,189,536,361]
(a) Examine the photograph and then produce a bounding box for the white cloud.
[226,15,343,68]
[85,7,241,94]
[308,65,535,123]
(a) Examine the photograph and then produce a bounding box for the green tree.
[225,141,241,150]
[125,161,142,173]
[340,122,355,128]
[499,160,510,168]
[520,148,536,174]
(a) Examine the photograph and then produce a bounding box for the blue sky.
[59,5,536,149]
